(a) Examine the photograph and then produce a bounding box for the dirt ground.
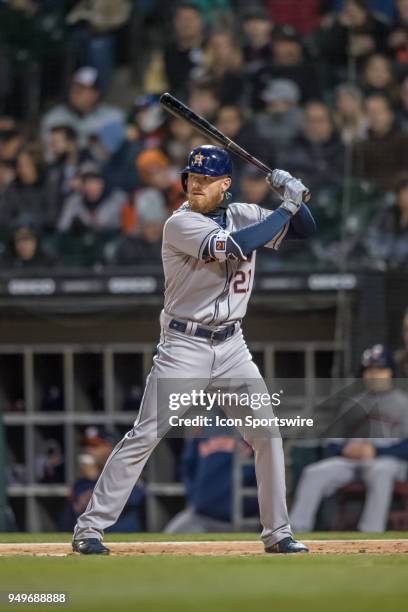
[0,540,407,556]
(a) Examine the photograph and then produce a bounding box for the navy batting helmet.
[360,344,395,374]
[181,145,232,192]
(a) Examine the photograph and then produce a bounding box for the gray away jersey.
[162,202,289,326]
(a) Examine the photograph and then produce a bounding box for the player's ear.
[222,177,232,192]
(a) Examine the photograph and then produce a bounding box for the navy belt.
[169,318,237,342]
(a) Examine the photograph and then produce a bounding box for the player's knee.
[125,427,157,450]
[302,458,340,480]
[364,458,399,480]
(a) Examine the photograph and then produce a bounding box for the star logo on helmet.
[193,152,205,166]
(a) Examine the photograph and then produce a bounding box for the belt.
[169,318,238,342]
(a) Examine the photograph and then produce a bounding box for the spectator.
[0,126,23,164]
[278,101,345,190]
[0,220,53,269]
[216,105,273,186]
[188,0,233,27]
[0,155,16,242]
[113,197,167,266]
[35,439,65,484]
[46,125,90,224]
[365,176,408,266]
[397,74,408,130]
[47,124,85,165]
[127,95,166,150]
[165,116,195,167]
[0,0,66,116]
[200,30,246,105]
[1,144,50,230]
[395,308,408,377]
[67,0,132,92]
[238,166,277,210]
[252,24,322,108]
[0,158,16,197]
[59,427,144,532]
[188,80,221,122]
[90,120,141,195]
[41,67,125,150]
[319,0,391,82]
[333,83,368,144]
[290,345,408,532]
[362,53,399,102]
[266,0,326,35]
[164,434,258,533]
[254,79,304,150]
[353,94,408,191]
[241,5,273,78]
[57,162,127,232]
[388,0,408,68]
[0,116,18,133]
[122,149,183,235]
[162,3,206,100]
[60,452,101,532]
[362,0,396,21]
[84,426,115,469]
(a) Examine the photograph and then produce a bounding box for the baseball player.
[290,345,408,533]
[72,145,316,554]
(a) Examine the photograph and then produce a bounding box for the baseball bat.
[159,92,310,202]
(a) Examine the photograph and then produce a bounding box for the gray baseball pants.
[74,317,292,548]
[290,455,407,532]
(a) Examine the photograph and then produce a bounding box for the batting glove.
[266,170,308,216]
[267,169,293,189]
[267,170,308,197]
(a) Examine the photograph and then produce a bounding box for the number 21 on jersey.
[232,252,253,294]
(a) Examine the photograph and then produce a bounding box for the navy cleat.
[72,538,110,555]
[265,537,309,554]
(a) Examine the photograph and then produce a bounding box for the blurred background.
[1,0,408,535]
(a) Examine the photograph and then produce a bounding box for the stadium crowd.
[1,0,408,269]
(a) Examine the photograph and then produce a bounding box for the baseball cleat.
[72,538,110,555]
[265,537,309,554]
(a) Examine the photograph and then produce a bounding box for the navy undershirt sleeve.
[230,204,316,257]
[324,442,344,458]
[375,440,408,460]
[286,204,317,239]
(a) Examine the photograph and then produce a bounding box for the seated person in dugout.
[59,427,144,532]
[164,432,258,533]
[290,344,408,532]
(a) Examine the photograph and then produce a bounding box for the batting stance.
[73,145,316,554]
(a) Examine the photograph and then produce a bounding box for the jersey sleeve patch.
[204,229,247,262]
